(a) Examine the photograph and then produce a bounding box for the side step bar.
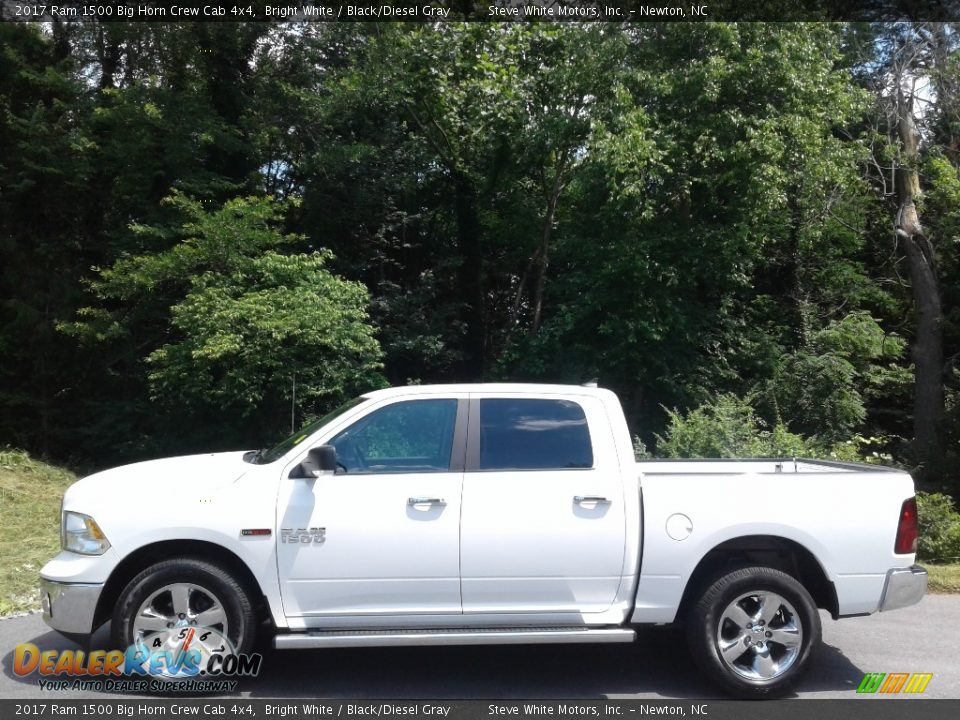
[275,626,635,650]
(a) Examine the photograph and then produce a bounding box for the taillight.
[895,497,919,554]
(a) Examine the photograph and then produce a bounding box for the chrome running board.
[274,626,635,649]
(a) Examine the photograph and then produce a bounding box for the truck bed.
[631,456,914,623]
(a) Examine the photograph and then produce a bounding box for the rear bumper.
[40,577,103,637]
[879,565,927,612]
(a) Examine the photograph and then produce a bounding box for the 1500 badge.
[281,527,326,544]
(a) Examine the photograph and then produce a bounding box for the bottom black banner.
[1,699,958,720]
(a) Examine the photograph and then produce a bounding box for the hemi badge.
[241,529,272,536]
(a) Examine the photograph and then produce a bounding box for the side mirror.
[292,445,337,479]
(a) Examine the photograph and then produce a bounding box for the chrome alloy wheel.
[715,590,803,682]
[132,582,229,647]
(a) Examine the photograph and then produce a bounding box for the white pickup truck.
[41,384,926,697]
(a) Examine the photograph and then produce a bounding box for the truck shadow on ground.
[1,622,865,699]
[242,625,866,698]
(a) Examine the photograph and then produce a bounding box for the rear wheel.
[686,566,821,698]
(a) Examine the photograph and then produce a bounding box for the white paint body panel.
[277,471,463,616]
[275,391,468,618]
[43,450,289,628]
[631,463,917,622]
[460,392,627,614]
[39,383,917,639]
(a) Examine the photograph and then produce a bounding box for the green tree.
[65,194,384,450]
[854,23,960,485]
[759,312,907,442]
[267,25,492,382]
[501,24,893,442]
[1,21,955,487]
[0,24,94,459]
[506,26,629,335]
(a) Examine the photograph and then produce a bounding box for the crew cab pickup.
[40,384,927,697]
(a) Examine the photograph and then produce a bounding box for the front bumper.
[40,577,104,636]
[879,565,927,612]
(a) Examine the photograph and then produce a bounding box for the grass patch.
[926,562,960,594]
[0,449,75,615]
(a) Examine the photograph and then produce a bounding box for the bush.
[632,436,653,460]
[649,394,897,464]
[916,491,960,562]
[653,394,818,458]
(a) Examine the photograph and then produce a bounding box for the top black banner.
[1,0,958,22]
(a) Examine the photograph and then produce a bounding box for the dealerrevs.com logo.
[14,626,262,692]
[856,672,933,694]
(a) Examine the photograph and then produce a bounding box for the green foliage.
[923,152,960,485]
[148,249,383,415]
[758,313,907,442]
[632,436,653,460]
[651,393,899,464]
[0,22,956,498]
[498,24,897,442]
[653,394,818,459]
[67,194,385,445]
[916,492,960,562]
[0,25,96,460]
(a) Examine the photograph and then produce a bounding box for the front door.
[459,394,627,615]
[277,396,466,617]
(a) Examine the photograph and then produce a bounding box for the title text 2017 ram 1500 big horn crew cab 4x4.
[40,384,926,697]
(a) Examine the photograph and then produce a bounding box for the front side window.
[329,399,458,474]
[478,398,593,470]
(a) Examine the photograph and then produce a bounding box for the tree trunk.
[453,173,485,379]
[530,190,559,334]
[512,154,568,335]
[895,84,944,482]
[786,179,808,349]
[96,24,119,90]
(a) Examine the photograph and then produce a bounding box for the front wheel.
[686,566,821,698]
[112,558,256,664]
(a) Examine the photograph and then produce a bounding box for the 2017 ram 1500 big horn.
[40,384,926,697]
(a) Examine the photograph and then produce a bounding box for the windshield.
[257,397,368,464]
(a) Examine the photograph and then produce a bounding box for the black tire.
[112,558,256,655]
[686,566,821,699]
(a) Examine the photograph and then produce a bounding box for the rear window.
[478,398,593,470]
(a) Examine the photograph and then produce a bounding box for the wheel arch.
[677,535,838,622]
[94,540,268,631]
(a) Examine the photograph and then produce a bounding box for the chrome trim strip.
[274,627,635,649]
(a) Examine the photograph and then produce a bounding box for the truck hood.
[63,451,251,509]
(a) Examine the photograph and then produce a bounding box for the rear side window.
[478,398,593,470]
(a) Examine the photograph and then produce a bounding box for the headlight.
[61,511,111,555]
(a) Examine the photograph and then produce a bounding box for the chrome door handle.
[408,497,446,506]
[574,495,610,504]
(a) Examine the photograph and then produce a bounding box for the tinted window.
[329,399,458,473]
[478,399,593,470]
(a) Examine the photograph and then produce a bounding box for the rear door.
[459,393,627,615]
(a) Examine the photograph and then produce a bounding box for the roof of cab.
[361,383,609,400]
